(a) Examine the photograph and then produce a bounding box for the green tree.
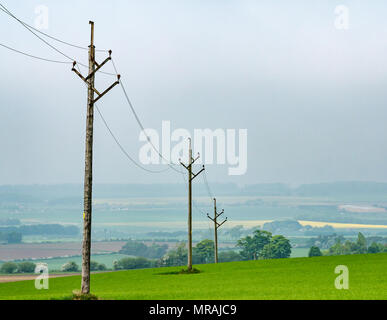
[308,246,322,257]
[193,239,214,264]
[237,230,272,260]
[218,251,242,262]
[328,239,345,256]
[356,232,367,254]
[114,257,153,270]
[0,262,18,274]
[158,242,187,267]
[90,261,107,271]
[367,242,382,254]
[261,235,292,259]
[61,261,79,272]
[97,263,107,271]
[17,261,36,273]
[119,240,148,256]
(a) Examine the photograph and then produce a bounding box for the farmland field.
[0,253,386,300]
[0,241,126,261]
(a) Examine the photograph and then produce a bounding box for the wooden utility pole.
[71,21,120,294]
[207,198,227,263]
[180,138,205,271]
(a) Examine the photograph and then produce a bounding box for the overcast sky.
[0,0,387,186]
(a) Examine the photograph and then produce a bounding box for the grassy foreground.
[0,253,386,300]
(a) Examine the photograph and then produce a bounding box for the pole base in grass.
[72,290,99,300]
[179,268,201,274]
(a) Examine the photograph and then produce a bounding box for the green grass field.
[0,253,386,300]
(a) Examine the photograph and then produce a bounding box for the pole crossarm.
[217,217,228,228]
[207,212,227,229]
[191,166,205,181]
[206,213,214,222]
[191,153,200,164]
[93,77,120,103]
[216,209,224,219]
[85,51,111,81]
[179,161,189,170]
[179,152,200,170]
[71,60,120,104]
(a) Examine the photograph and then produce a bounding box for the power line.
[179,166,209,216]
[0,3,115,75]
[73,63,169,174]
[0,4,73,61]
[111,58,184,174]
[0,4,106,52]
[0,42,72,64]
[0,2,218,197]
[2,7,107,52]
[203,169,215,201]
[95,105,171,174]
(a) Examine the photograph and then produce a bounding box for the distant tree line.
[59,261,106,272]
[112,231,293,271]
[0,261,36,274]
[0,231,22,244]
[0,224,79,236]
[327,232,387,255]
[146,231,186,238]
[119,240,168,259]
[0,218,21,226]
[308,232,387,257]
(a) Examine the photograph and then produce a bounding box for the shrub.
[97,263,107,271]
[218,251,242,262]
[114,257,153,270]
[90,261,107,271]
[61,261,79,272]
[367,242,384,254]
[17,261,36,273]
[308,246,322,257]
[0,262,18,274]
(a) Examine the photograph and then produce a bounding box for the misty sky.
[1,0,387,186]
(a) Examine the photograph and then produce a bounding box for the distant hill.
[0,181,386,202]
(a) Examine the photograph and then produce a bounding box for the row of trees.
[112,231,293,270]
[113,257,154,270]
[0,261,36,273]
[0,260,107,274]
[61,261,107,272]
[308,232,387,257]
[0,231,22,244]
[0,224,78,236]
[113,240,242,270]
[328,232,387,256]
[119,240,168,259]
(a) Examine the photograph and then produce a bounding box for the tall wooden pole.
[180,139,205,272]
[187,139,193,271]
[81,21,95,294]
[213,198,218,264]
[72,21,120,294]
[207,197,227,264]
